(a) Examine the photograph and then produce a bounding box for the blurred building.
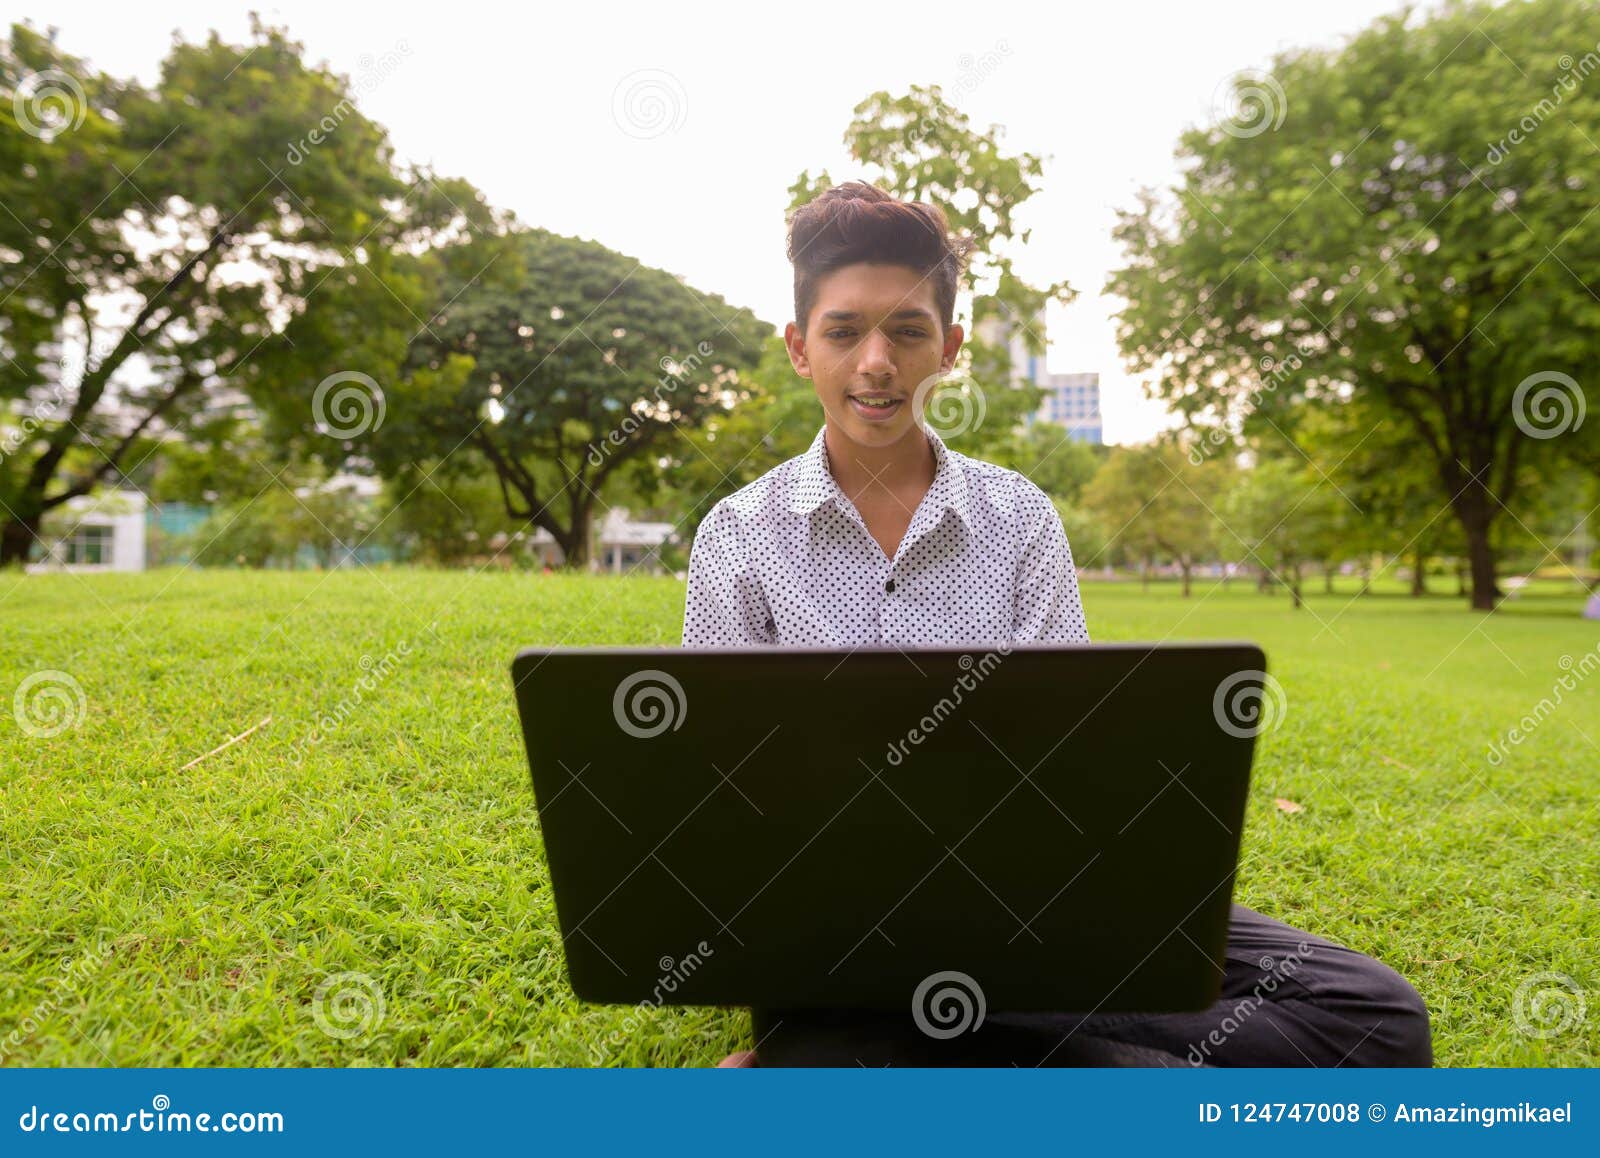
[26,489,147,572]
[527,508,675,574]
[975,310,1103,445]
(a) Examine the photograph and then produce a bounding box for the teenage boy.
[681,181,1431,1068]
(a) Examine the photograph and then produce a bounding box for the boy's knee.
[1351,959,1433,1067]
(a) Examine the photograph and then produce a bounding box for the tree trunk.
[1257,566,1272,594]
[1453,494,1501,611]
[1464,528,1498,610]
[0,513,41,568]
[1444,466,1506,611]
[1140,557,1150,592]
[1180,559,1192,598]
[557,515,592,569]
[1289,563,1303,610]
[1323,562,1335,595]
[1411,546,1427,597]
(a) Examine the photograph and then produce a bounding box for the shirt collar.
[786,421,972,534]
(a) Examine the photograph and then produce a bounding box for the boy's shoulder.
[700,426,1057,531]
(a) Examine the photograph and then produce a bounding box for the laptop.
[509,641,1265,1014]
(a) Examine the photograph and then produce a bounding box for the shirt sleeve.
[681,501,776,648]
[1011,481,1091,644]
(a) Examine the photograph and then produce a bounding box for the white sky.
[35,0,1416,443]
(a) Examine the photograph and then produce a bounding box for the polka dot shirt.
[681,422,1091,648]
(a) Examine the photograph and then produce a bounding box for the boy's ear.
[940,322,965,373]
[784,321,812,379]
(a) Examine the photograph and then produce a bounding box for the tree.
[990,421,1104,506]
[1083,441,1225,596]
[375,462,519,567]
[662,333,820,540]
[0,18,453,566]
[1220,459,1341,610]
[791,85,1074,457]
[1107,0,1600,610]
[369,229,769,568]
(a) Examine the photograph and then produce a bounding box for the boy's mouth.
[847,393,904,421]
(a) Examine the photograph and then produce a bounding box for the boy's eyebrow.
[819,308,937,322]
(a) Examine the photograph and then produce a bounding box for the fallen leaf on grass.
[1274,797,1304,814]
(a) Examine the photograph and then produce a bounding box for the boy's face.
[784,262,964,450]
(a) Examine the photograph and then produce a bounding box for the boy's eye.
[825,328,925,340]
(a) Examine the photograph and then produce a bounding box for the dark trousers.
[749,903,1433,1067]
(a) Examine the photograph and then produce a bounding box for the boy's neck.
[822,419,936,503]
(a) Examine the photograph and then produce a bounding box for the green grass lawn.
[2,569,1596,1066]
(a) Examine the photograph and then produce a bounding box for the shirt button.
[885,578,896,593]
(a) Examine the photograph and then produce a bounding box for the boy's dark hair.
[786,180,975,334]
